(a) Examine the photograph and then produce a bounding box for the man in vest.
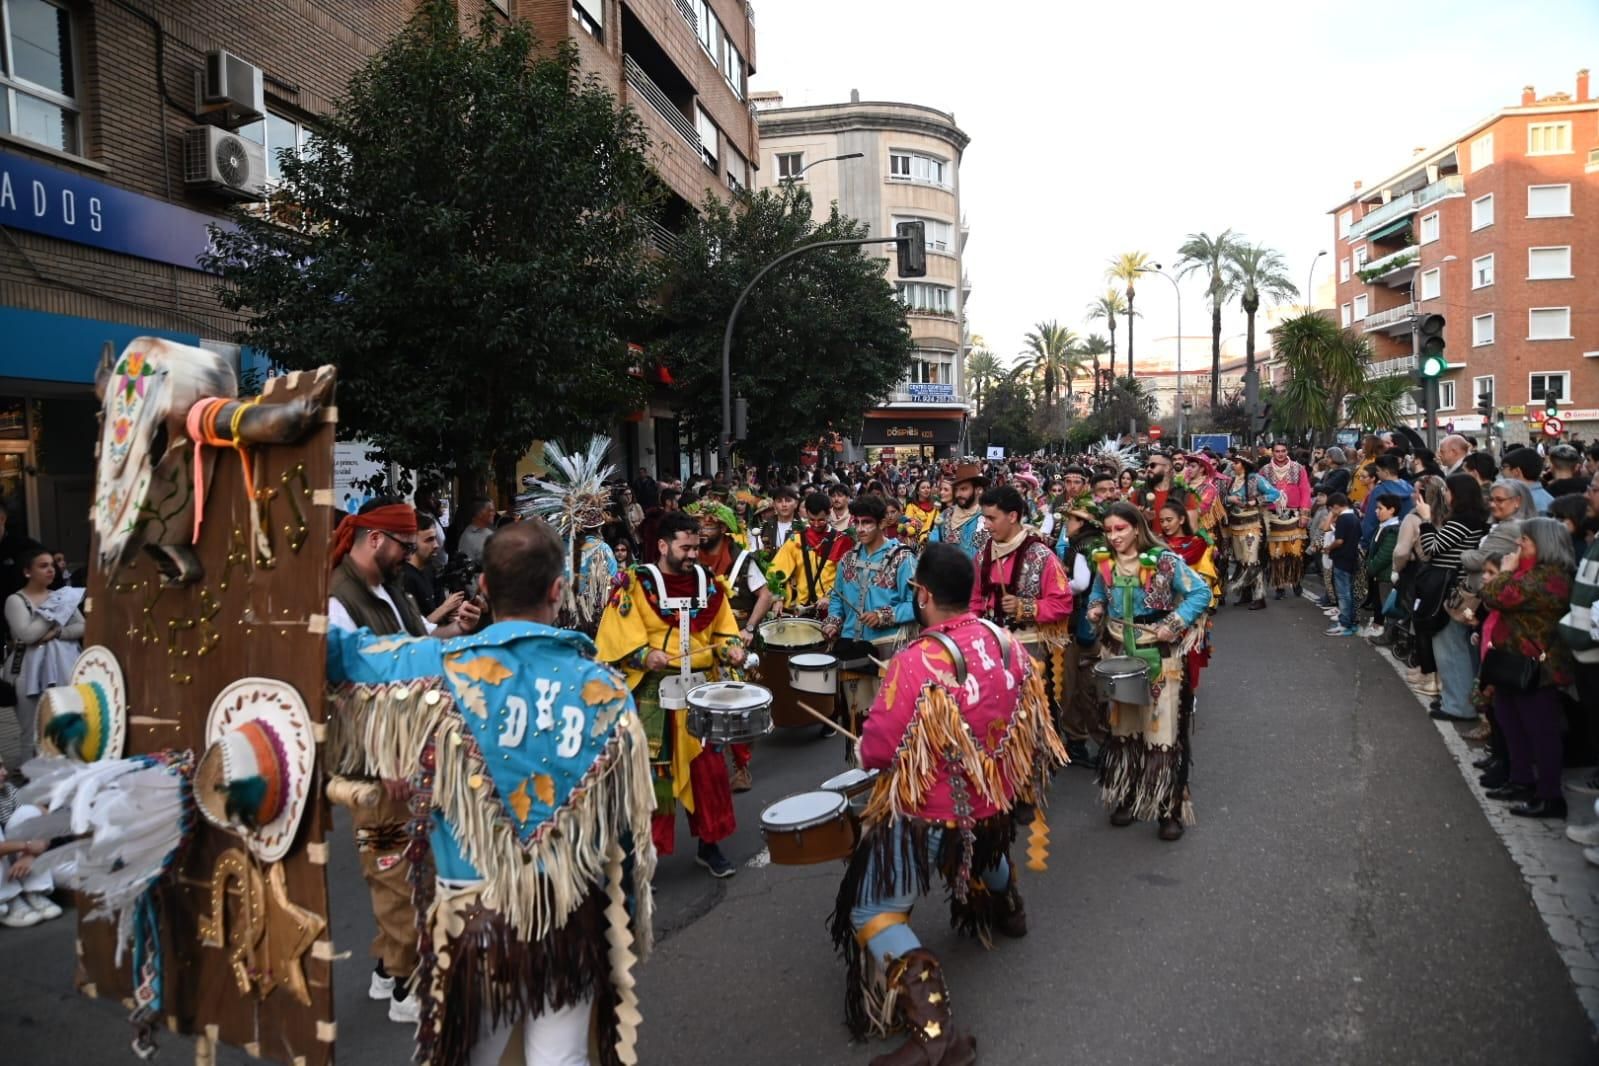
[327,498,481,1024]
[929,461,991,559]
[756,484,801,555]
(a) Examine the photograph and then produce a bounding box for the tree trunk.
[1125,291,1136,378]
[1210,291,1223,407]
[1245,308,1257,376]
[1091,354,1102,411]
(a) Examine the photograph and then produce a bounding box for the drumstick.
[869,655,890,670]
[797,701,859,742]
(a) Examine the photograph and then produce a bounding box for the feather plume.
[1087,437,1143,474]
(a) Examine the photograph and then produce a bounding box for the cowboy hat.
[952,461,989,488]
[37,645,126,762]
[195,678,315,863]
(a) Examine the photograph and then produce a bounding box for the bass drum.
[757,618,833,729]
[759,790,855,865]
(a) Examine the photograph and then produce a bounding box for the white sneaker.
[23,893,61,920]
[368,967,396,1001]
[1566,822,1599,847]
[0,899,42,928]
[1323,607,1340,617]
[1405,666,1423,683]
[1361,624,1384,638]
[389,990,420,1025]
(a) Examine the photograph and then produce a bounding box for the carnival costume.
[1184,454,1229,549]
[771,526,851,615]
[691,501,769,786]
[830,617,1066,1060]
[1088,547,1212,827]
[326,621,655,1066]
[904,500,940,543]
[824,538,918,733]
[1223,474,1283,606]
[1262,454,1312,591]
[972,530,1074,726]
[1165,533,1220,688]
[594,565,744,856]
[517,438,622,638]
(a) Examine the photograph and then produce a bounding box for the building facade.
[754,91,972,461]
[1329,69,1597,443]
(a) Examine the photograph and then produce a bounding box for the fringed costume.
[1166,534,1220,688]
[971,530,1075,732]
[516,438,621,639]
[1224,474,1282,606]
[829,616,1067,1061]
[1262,455,1312,591]
[825,537,918,732]
[1089,548,1212,828]
[326,621,656,1066]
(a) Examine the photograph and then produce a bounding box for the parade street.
[5,595,1596,1065]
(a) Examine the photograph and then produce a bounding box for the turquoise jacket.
[1087,549,1213,630]
[827,539,918,641]
[327,620,636,881]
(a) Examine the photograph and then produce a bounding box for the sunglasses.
[381,531,419,555]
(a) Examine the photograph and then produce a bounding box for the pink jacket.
[1265,459,1313,511]
[859,614,1031,821]
[969,537,1073,624]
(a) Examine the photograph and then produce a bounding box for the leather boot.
[997,875,1027,938]
[870,949,977,1066]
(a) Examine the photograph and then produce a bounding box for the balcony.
[624,55,697,149]
[1367,355,1418,379]
[646,220,683,256]
[1347,175,1466,241]
[1359,247,1420,287]
[1361,302,1416,334]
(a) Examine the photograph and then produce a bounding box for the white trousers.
[466,997,592,1066]
[0,803,54,902]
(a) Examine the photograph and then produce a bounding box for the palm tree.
[1105,251,1151,377]
[966,349,1002,414]
[1225,241,1299,379]
[1175,229,1244,407]
[1078,333,1112,412]
[1021,321,1078,427]
[1085,290,1128,396]
[1273,312,1409,439]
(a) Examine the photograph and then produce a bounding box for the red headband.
[329,504,419,569]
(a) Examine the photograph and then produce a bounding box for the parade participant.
[1182,452,1229,548]
[327,498,482,1024]
[929,462,991,558]
[1262,441,1313,599]
[823,495,918,736]
[905,479,940,543]
[1224,457,1283,611]
[691,500,770,793]
[1158,500,1219,687]
[881,496,912,545]
[1132,451,1199,533]
[326,519,657,1066]
[1090,471,1119,504]
[1087,502,1212,841]
[756,485,801,554]
[770,492,852,616]
[686,500,744,580]
[594,511,747,878]
[516,438,623,639]
[1059,498,1108,766]
[972,485,1074,732]
[1060,466,1090,507]
[830,544,1066,1061]
[828,484,854,533]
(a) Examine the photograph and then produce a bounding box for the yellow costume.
[770,532,845,612]
[904,501,940,543]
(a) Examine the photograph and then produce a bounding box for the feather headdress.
[516,438,618,630]
[1087,437,1143,474]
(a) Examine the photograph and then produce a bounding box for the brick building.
[1329,69,1598,445]
[0,0,753,558]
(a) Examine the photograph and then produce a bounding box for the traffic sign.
[1148,426,1164,441]
[1543,416,1564,437]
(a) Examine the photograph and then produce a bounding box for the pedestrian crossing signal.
[895,221,927,278]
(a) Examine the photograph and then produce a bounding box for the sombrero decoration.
[686,500,742,535]
[37,645,127,763]
[1064,495,1107,528]
[195,678,315,863]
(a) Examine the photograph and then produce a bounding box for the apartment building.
[755,90,972,461]
[1330,69,1597,442]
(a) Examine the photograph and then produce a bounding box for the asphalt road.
[4,595,1595,1065]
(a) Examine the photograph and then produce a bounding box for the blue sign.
[0,148,228,272]
[907,382,956,403]
[1189,433,1231,454]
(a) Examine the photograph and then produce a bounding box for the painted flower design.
[117,349,155,403]
[112,416,132,444]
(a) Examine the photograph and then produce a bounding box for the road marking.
[746,847,770,869]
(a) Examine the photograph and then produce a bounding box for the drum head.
[761,790,847,830]
[760,618,824,648]
[688,681,772,711]
[1095,656,1149,679]
[789,653,838,670]
[820,768,878,793]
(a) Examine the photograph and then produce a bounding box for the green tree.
[1271,312,1410,440]
[969,366,1042,456]
[1105,252,1152,377]
[1085,291,1128,406]
[1176,229,1243,406]
[1080,374,1157,440]
[965,348,1003,414]
[1078,333,1111,412]
[203,2,659,497]
[1021,321,1079,431]
[1225,241,1299,380]
[651,186,911,464]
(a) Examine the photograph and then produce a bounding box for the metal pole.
[1305,250,1327,313]
[1140,266,1181,444]
[720,235,904,473]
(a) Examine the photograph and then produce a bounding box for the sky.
[750,0,1599,372]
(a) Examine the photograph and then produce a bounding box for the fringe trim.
[325,680,452,779]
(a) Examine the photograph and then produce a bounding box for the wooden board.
[80,368,339,1066]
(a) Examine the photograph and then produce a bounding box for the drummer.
[821,495,917,736]
[830,543,1065,1059]
[769,492,852,617]
[1224,456,1283,611]
[595,510,748,879]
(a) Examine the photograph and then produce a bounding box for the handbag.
[1480,647,1541,692]
[1410,563,1457,632]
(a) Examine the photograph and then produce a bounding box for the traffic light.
[1417,314,1447,379]
[1495,410,1507,431]
[1476,392,1492,421]
[895,221,926,278]
[1545,394,1559,419]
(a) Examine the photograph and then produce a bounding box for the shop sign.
[906,383,955,403]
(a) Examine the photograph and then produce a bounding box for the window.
[896,282,953,313]
[695,104,718,167]
[889,151,948,187]
[1528,245,1572,280]
[892,216,954,253]
[1419,212,1440,244]
[1473,375,1495,407]
[1353,245,1368,269]
[571,0,603,38]
[1339,209,1354,238]
[1352,294,1368,320]
[1527,121,1572,156]
[1469,132,1494,172]
[1471,193,1494,230]
[1419,267,1441,301]
[238,111,313,184]
[776,152,803,179]
[1472,254,1494,289]
[1472,314,1495,347]
[0,0,79,154]
[1528,307,1572,340]
[1339,258,1350,282]
[695,0,716,54]
[1529,372,1570,405]
[721,31,744,99]
[1437,380,1456,411]
[1527,183,1571,217]
[1340,303,1352,327]
[725,148,748,193]
[909,353,953,385]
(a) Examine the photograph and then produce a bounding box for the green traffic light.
[1419,353,1448,378]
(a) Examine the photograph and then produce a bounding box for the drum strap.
[975,618,1014,672]
[917,629,968,685]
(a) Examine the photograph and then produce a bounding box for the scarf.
[329,504,418,569]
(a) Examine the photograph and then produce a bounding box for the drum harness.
[639,562,709,688]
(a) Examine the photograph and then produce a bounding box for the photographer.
[403,514,466,625]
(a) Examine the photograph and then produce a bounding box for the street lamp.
[782,152,864,186]
[1138,263,1183,444]
[1305,250,1328,312]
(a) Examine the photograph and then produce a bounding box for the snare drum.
[788,652,839,695]
[684,681,773,744]
[758,617,825,652]
[759,790,856,865]
[820,767,881,816]
[658,671,709,711]
[1093,655,1152,706]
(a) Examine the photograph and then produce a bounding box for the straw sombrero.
[195,678,315,863]
[37,645,126,762]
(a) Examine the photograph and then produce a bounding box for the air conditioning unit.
[196,49,264,126]
[183,125,266,199]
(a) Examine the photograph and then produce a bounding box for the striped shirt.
[1419,517,1488,570]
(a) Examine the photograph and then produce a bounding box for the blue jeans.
[1333,567,1356,630]
[1431,619,1478,719]
[850,822,1010,960]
